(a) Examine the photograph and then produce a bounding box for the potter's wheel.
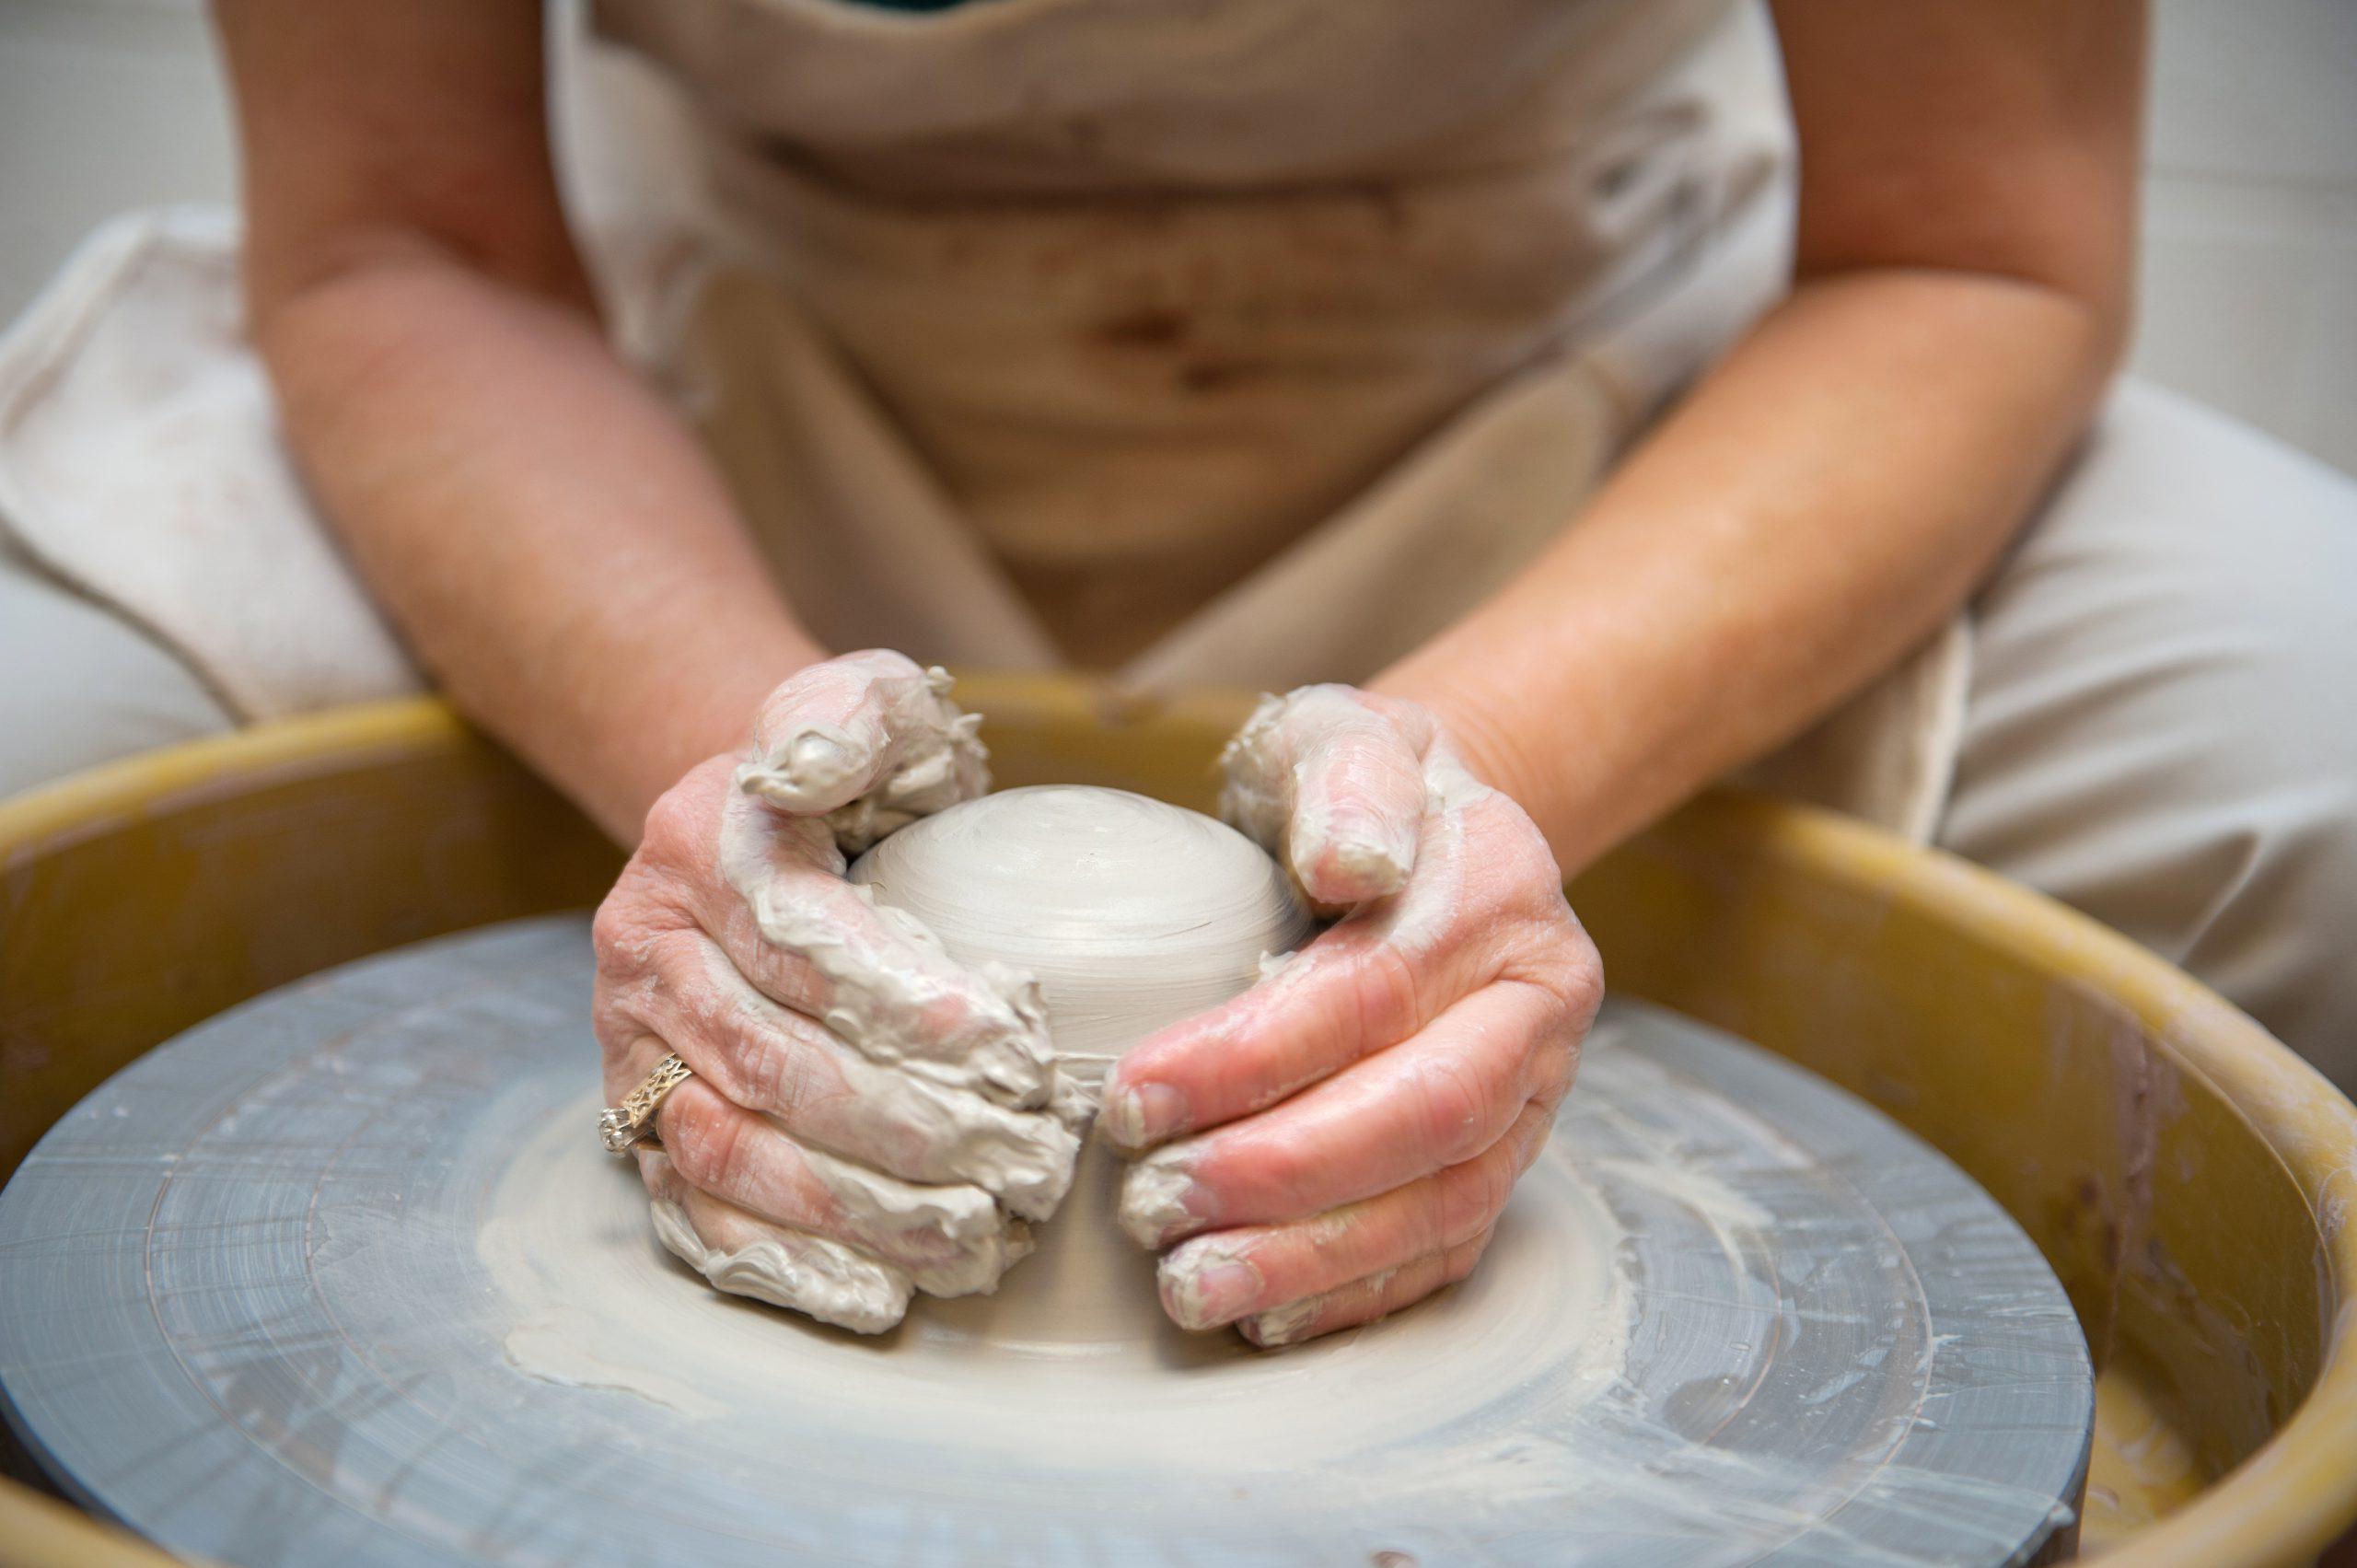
[0,915,2092,1566]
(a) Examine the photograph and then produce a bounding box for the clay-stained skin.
[722,659,1058,1108]
[598,653,1084,1335]
[1110,682,1599,1347]
[1219,684,1429,911]
[718,815,1063,1107]
[1118,1157,1197,1250]
[736,659,991,854]
[642,1095,1042,1328]
[621,667,1575,1348]
[649,1192,914,1336]
[698,946,1082,1221]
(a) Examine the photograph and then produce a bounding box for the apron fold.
[0,3,1974,840]
[0,209,419,721]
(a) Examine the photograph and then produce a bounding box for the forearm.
[1378,267,2121,873]
[256,245,821,841]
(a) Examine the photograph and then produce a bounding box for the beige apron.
[0,0,1968,839]
[598,0,1797,673]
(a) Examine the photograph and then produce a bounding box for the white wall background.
[3,0,2351,475]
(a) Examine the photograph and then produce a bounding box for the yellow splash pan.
[2,677,2352,1565]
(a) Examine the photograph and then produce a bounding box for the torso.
[595,0,1789,662]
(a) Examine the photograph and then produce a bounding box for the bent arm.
[1378,0,2144,871]
[216,0,820,840]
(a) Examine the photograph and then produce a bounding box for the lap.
[0,547,234,798]
[1941,379,2357,1082]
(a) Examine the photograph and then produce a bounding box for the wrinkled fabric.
[0,209,420,722]
[7,376,2354,1083]
[597,0,1797,671]
[0,540,234,796]
[1936,383,2357,1086]
[6,6,2354,1081]
[0,4,1810,743]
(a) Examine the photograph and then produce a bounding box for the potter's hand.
[1102,685,1601,1346]
[592,651,1084,1334]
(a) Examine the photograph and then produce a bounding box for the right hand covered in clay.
[1100,685,1602,1347]
[591,651,1086,1333]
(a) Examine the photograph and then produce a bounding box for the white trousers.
[3,380,2353,1086]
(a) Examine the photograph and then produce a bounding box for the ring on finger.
[599,1052,694,1154]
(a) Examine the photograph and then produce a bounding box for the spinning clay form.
[849,784,1315,1342]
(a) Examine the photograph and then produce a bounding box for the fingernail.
[1240,1297,1320,1349]
[786,728,856,786]
[1295,817,1412,906]
[1118,1151,1201,1247]
[1161,1245,1262,1330]
[1100,1083,1188,1151]
[1327,818,1415,886]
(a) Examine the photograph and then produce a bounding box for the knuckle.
[735,1028,790,1115]
[1411,1053,1493,1166]
[1436,1144,1515,1243]
[931,971,1004,1040]
[1239,1135,1322,1215]
[1501,924,1605,1038]
[1414,1172,1455,1257]
[1444,1230,1493,1284]
[1469,1138,1522,1226]
[591,1011,644,1081]
[664,1094,742,1192]
[734,1017,823,1126]
[1558,926,1606,1013]
[1353,943,1424,1050]
[639,782,709,864]
[1518,1105,1562,1170]
[1529,1029,1580,1108]
[590,888,651,974]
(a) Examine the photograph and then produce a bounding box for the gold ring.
[599,1052,693,1154]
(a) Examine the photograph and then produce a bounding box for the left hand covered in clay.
[1101,685,1602,1346]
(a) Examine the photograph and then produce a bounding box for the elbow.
[238,229,470,408]
[1797,248,2138,426]
[238,220,605,452]
[2043,225,2137,395]
[243,225,434,343]
[2082,280,2135,393]
[2033,268,2133,422]
[241,216,598,355]
[1793,172,2142,415]
[2056,256,2138,424]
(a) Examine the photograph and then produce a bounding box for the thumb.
[1223,687,1426,910]
[738,651,978,822]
